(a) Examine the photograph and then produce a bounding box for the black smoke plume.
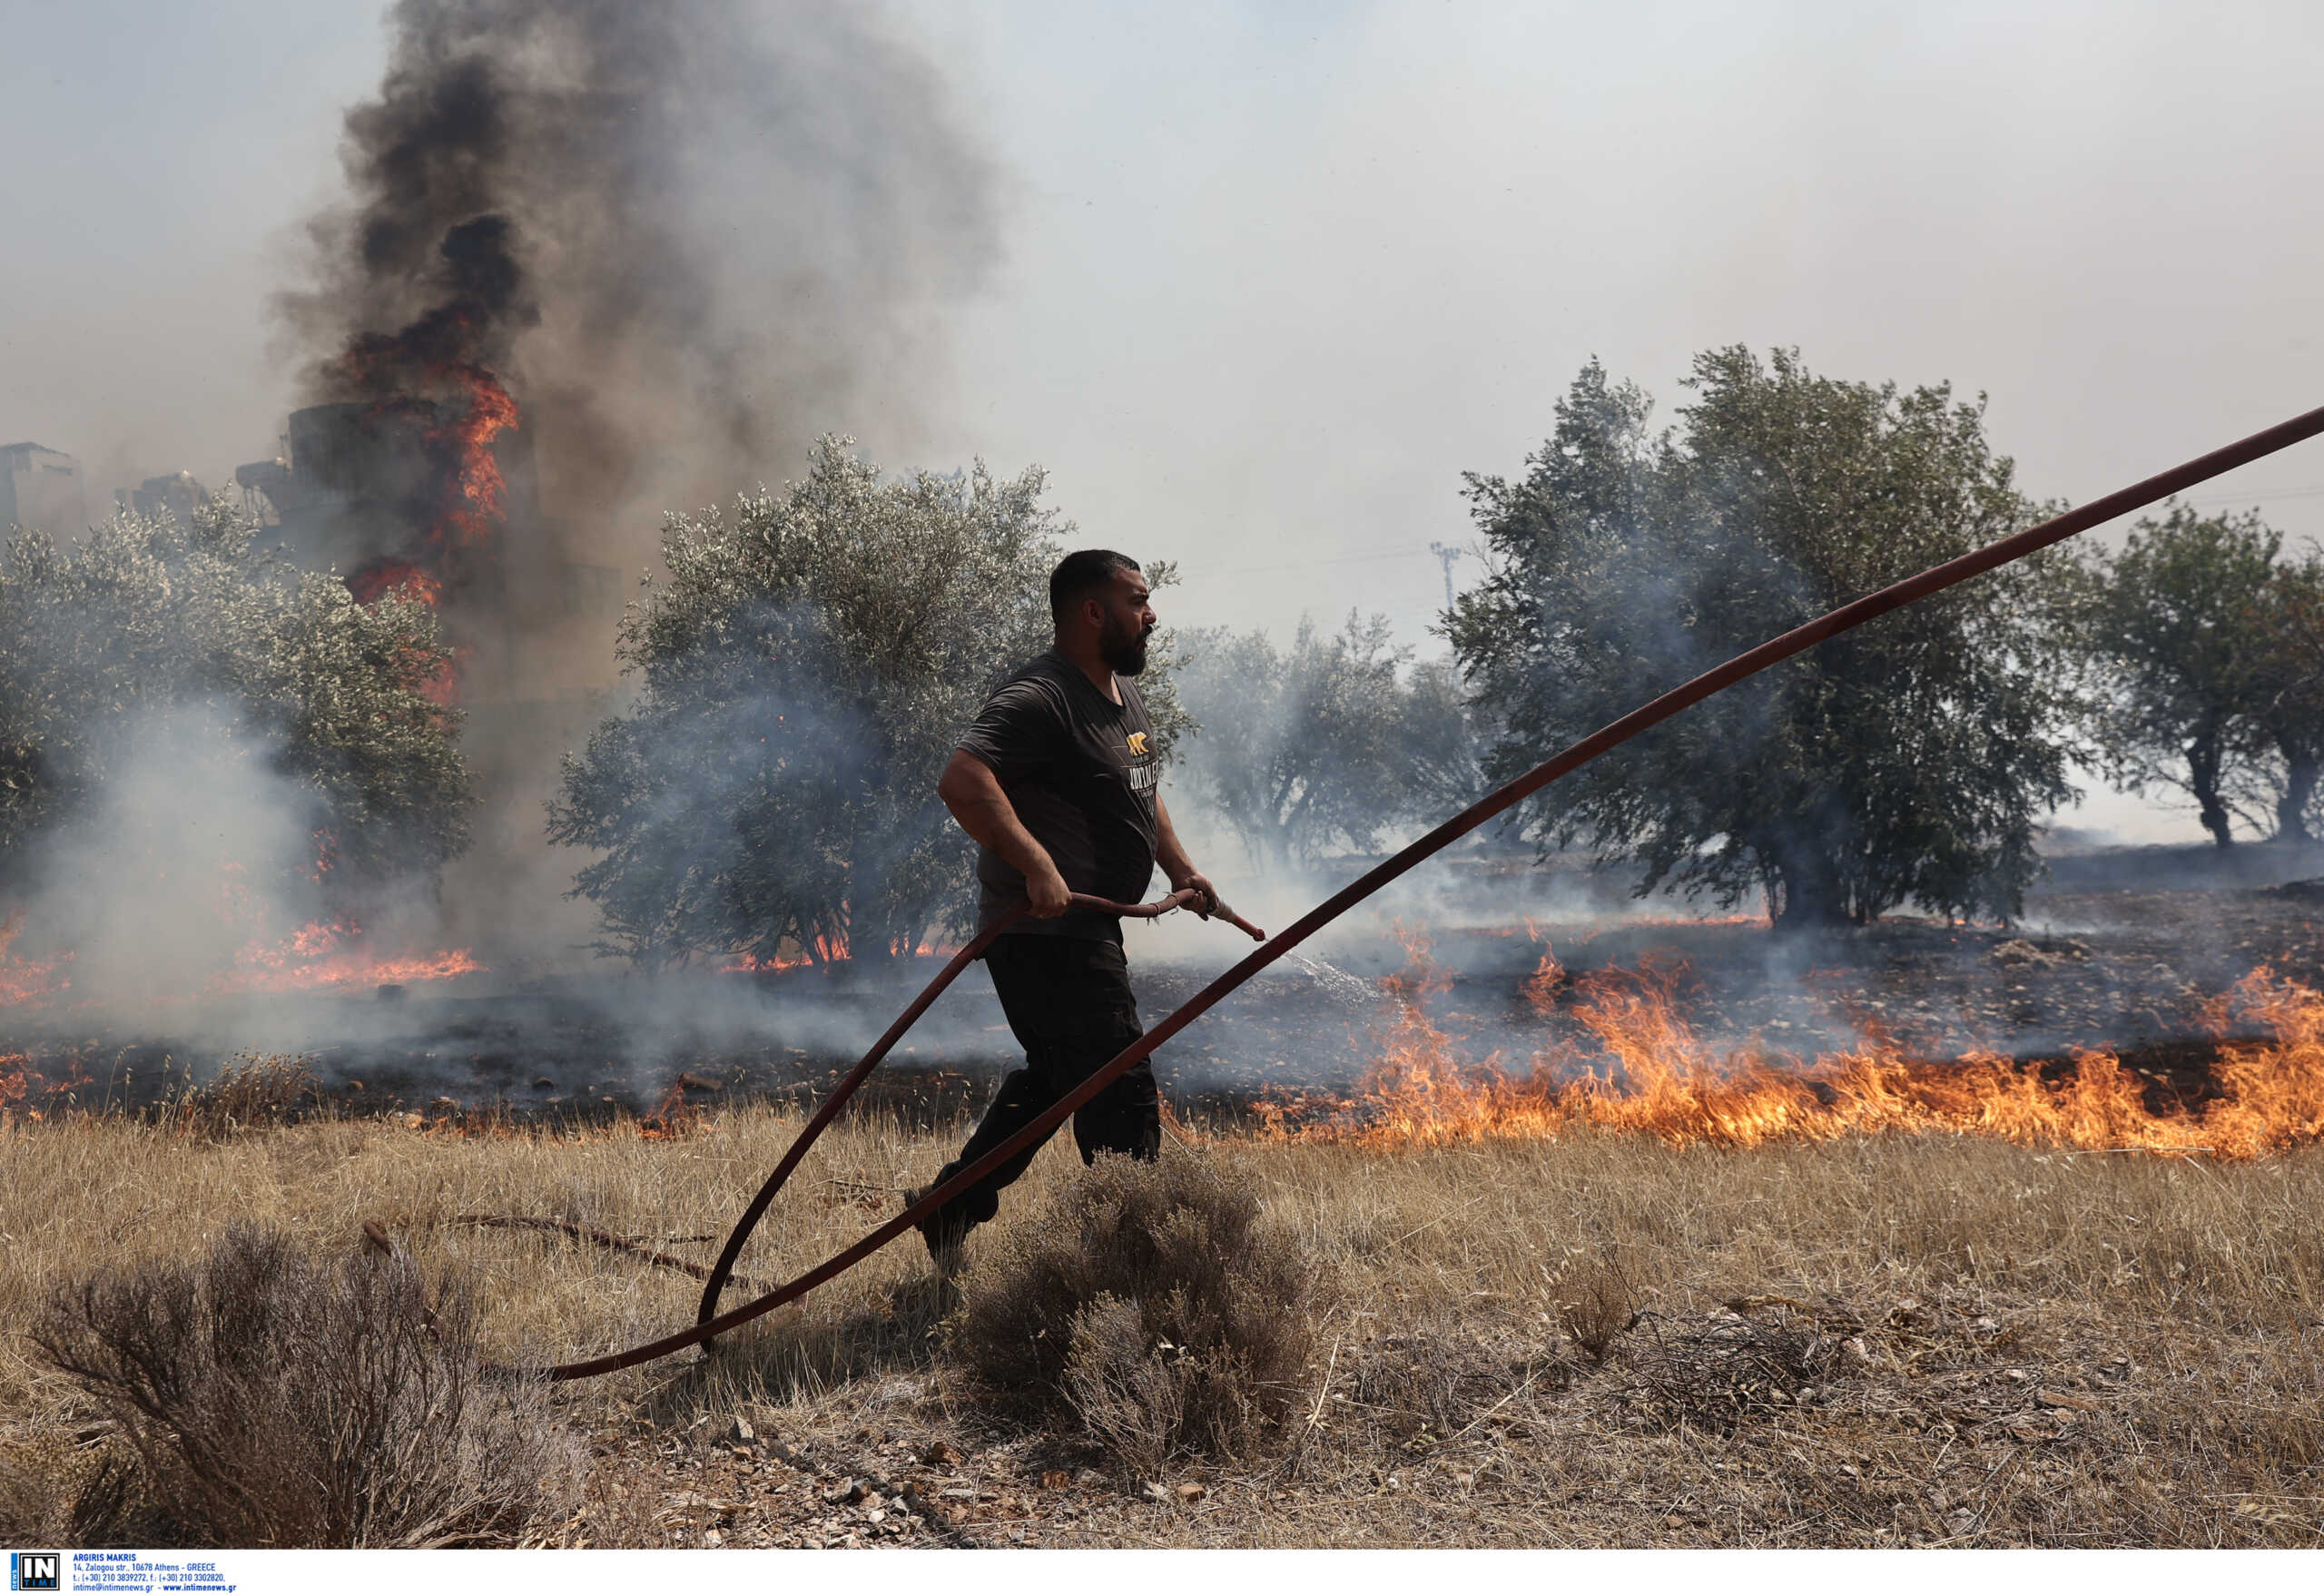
[278,0,998,548]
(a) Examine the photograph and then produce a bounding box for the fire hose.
[535,399,2324,1383]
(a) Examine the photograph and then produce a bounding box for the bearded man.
[907,548,1219,1265]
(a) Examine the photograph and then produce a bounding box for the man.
[908,548,1219,1266]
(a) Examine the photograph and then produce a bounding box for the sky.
[5,0,2322,844]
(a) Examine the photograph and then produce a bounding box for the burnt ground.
[1153,878,2324,1119]
[6,870,2322,1129]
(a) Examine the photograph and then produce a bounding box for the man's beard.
[1099,618,1151,676]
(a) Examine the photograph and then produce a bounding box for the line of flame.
[1261,943,2324,1159]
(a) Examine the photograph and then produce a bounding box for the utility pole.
[1428,541,1464,611]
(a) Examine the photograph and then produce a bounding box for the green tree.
[1450,348,2078,928]
[2073,506,2283,848]
[2248,552,2324,843]
[1400,655,1487,820]
[1174,614,1478,870]
[0,501,471,904]
[547,438,1180,968]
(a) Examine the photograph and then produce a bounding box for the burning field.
[6,867,2324,1550]
[5,1055,2324,1549]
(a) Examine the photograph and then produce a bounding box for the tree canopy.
[0,500,471,909]
[1449,347,2079,928]
[1172,614,1477,871]
[2253,553,2324,842]
[2070,507,2322,846]
[547,438,1177,967]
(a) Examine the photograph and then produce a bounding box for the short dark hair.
[1049,548,1141,624]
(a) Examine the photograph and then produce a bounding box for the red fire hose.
[538,399,2324,1383]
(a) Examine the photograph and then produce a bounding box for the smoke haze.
[16,703,324,1026]
[8,0,2324,882]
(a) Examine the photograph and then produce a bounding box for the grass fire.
[11,0,2324,1562]
[1262,943,2324,1160]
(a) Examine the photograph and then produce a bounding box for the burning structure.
[235,394,622,684]
[227,330,624,962]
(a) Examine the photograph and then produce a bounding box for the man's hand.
[1153,794,1217,919]
[1028,860,1073,918]
[1171,869,1221,918]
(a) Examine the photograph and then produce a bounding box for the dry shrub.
[949,1148,1322,1470]
[31,1224,582,1546]
[162,1054,318,1140]
[0,1449,163,1548]
[1553,1247,1641,1363]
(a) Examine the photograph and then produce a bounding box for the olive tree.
[547,437,1178,968]
[0,500,471,907]
[2070,507,2284,848]
[2072,510,2324,846]
[1451,348,2079,928]
[1173,614,1481,871]
[2253,553,2324,842]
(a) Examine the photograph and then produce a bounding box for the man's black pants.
[927,933,1157,1241]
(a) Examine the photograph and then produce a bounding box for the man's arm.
[937,749,1071,917]
[1154,793,1220,916]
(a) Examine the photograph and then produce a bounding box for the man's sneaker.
[903,1184,968,1273]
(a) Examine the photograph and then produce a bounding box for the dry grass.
[156,1054,320,1141]
[5,1100,2324,1546]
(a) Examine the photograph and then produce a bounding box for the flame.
[0,911,481,1010]
[1263,940,2324,1160]
[720,931,848,973]
[0,912,70,1008]
[428,364,517,549]
[327,331,521,714]
[333,318,518,561]
[345,560,445,606]
[410,649,465,708]
[716,931,963,974]
[220,918,484,995]
[342,562,467,705]
[636,1079,703,1141]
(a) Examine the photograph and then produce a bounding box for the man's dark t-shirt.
[955,649,1162,941]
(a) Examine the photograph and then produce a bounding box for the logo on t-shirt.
[1126,732,1148,756]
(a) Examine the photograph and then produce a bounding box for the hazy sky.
[5,1,2322,842]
